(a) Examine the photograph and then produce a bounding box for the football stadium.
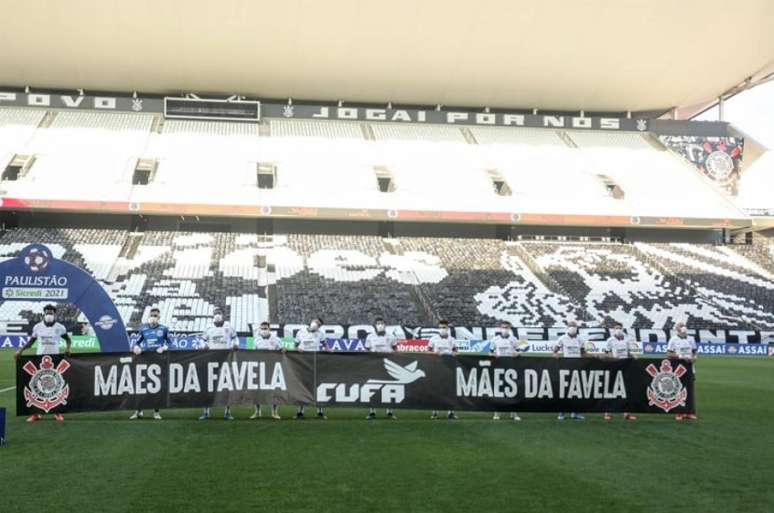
[1,1,773,512]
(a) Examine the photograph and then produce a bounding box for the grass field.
[1,351,773,513]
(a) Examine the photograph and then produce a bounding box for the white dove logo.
[368,359,426,384]
[316,359,426,404]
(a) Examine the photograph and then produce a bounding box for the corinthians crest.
[22,356,71,413]
[645,359,688,412]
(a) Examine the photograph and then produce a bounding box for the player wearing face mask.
[15,304,72,423]
[667,322,698,421]
[554,321,586,421]
[603,322,637,422]
[294,317,330,419]
[251,321,284,420]
[198,308,239,420]
[490,320,525,421]
[364,317,399,420]
[129,307,170,420]
[428,320,458,420]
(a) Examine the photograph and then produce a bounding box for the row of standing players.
[14,305,699,423]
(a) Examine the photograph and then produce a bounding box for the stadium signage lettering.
[17,352,694,415]
[308,106,628,130]
[3,275,68,287]
[0,90,650,131]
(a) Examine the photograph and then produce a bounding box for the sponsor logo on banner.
[396,339,429,352]
[95,315,117,330]
[645,360,688,413]
[24,248,50,272]
[317,359,426,404]
[455,340,492,353]
[325,338,366,352]
[22,355,70,413]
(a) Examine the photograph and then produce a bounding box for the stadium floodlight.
[337,100,343,107]
[77,88,84,96]
[132,91,138,99]
[484,107,490,113]
[287,98,293,105]
[532,108,538,115]
[387,102,392,109]
[435,104,442,111]
[24,85,30,93]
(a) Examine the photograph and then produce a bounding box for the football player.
[129,307,170,420]
[428,320,458,420]
[364,317,399,420]
[667,321,698,421]
[198,308,239,420]
[490,320,525,421]
[602,322,637,422]
[294,317,330,419]
[251,321,284,420]
[554,320,586,421]
[15,304,71,423]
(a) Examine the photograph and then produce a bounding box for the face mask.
[500,328,511,337]
[376,324,386,334]
[567,327,577,337]
[44,314,55,324]
[213,314,223,324]
[439,328,449,337]
[148,316,159,327]
[310,322,319,331]
[260,329,270,337]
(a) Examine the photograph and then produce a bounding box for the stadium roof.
[2,0,773,113]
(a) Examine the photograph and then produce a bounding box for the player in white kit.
[428,320,458,420]
[251,321,284,420]
[198,308,239,420]
[554,320,586,421]
[667,321,698,421]
[490,320,525,421]
[364,317,399,420]
[602,322,637,422]
[15,304,72,423]
[294,317,330,420]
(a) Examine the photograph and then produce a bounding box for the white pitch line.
[0,386,15,393]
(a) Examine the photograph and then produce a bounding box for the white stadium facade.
[0,0,773,342]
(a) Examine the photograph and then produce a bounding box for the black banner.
[16,352,694,416]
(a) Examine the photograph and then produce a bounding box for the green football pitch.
[1,351,772,513]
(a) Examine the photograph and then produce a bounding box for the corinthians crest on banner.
[22,355,71,413]
[645,359,689,412]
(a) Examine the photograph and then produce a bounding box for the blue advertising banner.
[641,342,770,357]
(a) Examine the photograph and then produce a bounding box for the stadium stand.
[0,107,747,222]
[2,227,774,333]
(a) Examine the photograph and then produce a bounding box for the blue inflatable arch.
[0,244,129,352]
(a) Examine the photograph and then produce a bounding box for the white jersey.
[605,336,631,359]
[490,334,520,357]
[253,333,282,351]
[365,332,397,353]
[295,328,327,352]
[201,324,238,350]
[428,334,456,355]
[555,334,583,358]
[667,336,696,359]
[32,321,67,355]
